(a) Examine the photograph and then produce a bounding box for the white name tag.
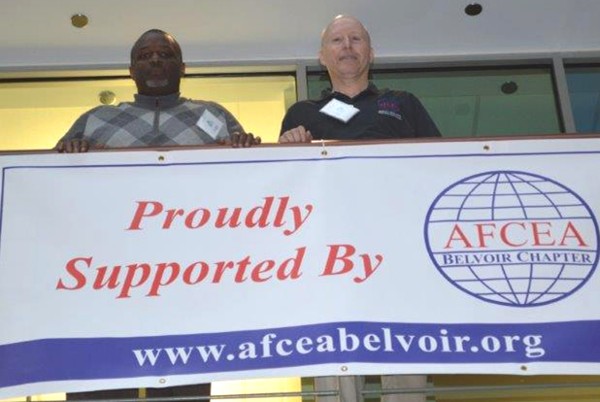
[197,109,224,139]
[320,98,360,123]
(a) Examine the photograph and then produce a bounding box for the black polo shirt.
[280,84,441,140]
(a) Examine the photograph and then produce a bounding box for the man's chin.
[145,79,169,88]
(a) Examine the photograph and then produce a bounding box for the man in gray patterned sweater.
[56,29,260,152]
[58,28,259,401]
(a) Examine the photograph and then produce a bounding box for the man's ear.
[318,50,326,67]
[180,62,186,77]
[369,47,375,64]
[129,65,135,80]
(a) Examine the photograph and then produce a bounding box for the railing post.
[314,376,364,402]
[381,375,428,402]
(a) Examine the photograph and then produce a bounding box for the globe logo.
[424,171,599,307]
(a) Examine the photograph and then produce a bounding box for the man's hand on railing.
[279,125,313,143]
[55,138,90,153]
[219,132,262,148]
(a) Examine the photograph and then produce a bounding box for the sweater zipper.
[153,98,160,135]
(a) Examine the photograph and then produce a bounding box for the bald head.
[318,15,374,92]
[321,15,371,48]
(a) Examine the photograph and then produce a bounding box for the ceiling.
[1,0,600,71]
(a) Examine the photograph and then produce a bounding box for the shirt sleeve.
[207,101,245,136]
[55,110,92,147]
[279,101,324,139]
[406,92,442,137]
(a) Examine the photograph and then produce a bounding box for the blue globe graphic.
[424,171,599,307]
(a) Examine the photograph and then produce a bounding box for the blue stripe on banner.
[1,320,600,387]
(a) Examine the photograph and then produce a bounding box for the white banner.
[1,137,599,398]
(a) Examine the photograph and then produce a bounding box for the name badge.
[197,109,224,139]
[320,98,360,123]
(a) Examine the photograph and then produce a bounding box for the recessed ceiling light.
[99,90,117,105]
[71,14,89,28]
[501,81,518,95]
[464,3,483,16]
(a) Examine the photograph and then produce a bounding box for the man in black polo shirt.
[279,15,440,142]
[280,14,433,402]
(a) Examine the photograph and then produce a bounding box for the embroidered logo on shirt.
[377,98,403,121]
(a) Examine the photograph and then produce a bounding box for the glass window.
[0,74,296,151]
[566,65,600,133]
[430,374,600,402]
[307,67,562,138]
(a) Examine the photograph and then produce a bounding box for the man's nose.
[342,37,351,48]
[149,52,161,63]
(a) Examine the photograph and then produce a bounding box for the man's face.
[319,17,374,82]
[129,32,185,96]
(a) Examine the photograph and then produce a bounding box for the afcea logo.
[424,171,599,307]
